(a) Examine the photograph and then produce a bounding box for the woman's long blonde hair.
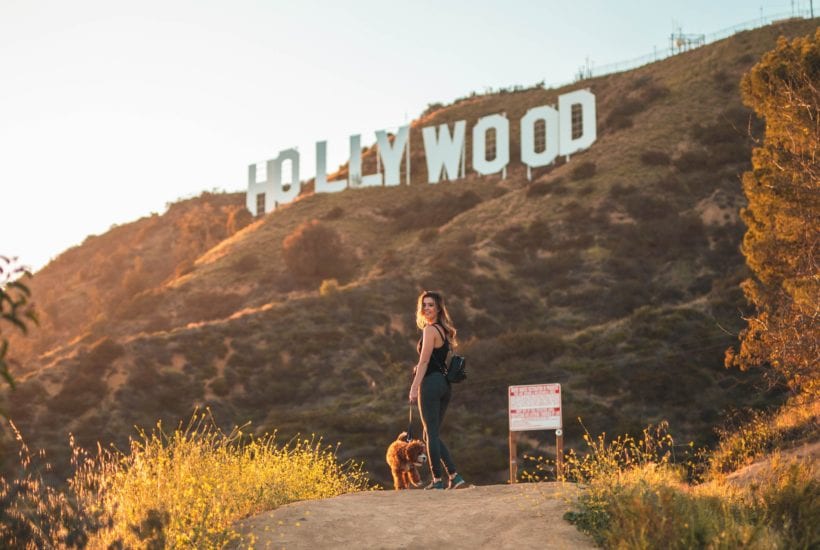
[416,290,458,346]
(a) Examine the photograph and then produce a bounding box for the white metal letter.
[558,89,597,158]
[521,105,559,169]
[246,163,274,214]
[315,141,347,193]
[376,126,409,186]
[271,148,301,205]
[347,134,382,188]
[472,114,509,176]
[422,121,466,184]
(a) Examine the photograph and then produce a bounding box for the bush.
[604,99,643,130]
[322,206,344,220]
[640,150,671,166]
[86,337,125,368]
[749,456,820,548]
[183,291,246,322]
[620,194,677,221]
[232,253,260,273]
[282,220,353,282]
[225,207,253,235]
[709,403,820,476]
[525,181,550,197]
[570,161,596,181]
[0,426,109,548]
[417,228,438,243]
[209,376,231,397]
[673,150,710,172]
[319,278,340,296]
[382,190,482,232]
[0,412,374,549]
[641,83,670,103]
[558,421,813,548]
[422,102,444,117]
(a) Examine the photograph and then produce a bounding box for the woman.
[408,290,467,490]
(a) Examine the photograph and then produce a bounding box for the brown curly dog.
[385,432,428,490]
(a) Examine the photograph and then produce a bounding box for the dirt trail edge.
[231,483,595,549]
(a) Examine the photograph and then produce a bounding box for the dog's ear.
[407,441,424,460]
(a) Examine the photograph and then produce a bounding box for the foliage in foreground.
[725,28,819,397]
[709,397,820,476]
[0,411,373,548]
[0,256,37,397]
[545,420,819,549]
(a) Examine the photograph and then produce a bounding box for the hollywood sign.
[246,89,596,215]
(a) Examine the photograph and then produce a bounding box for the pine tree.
[725,29,819,398]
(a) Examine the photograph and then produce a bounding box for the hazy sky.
[0,0,812,271]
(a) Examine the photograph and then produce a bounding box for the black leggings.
[418,372,457,478]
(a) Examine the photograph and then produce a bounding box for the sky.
[0,0,813,271]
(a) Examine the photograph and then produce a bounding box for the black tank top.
[417,324,450,377]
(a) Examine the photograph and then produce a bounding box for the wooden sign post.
[508,383,563,483]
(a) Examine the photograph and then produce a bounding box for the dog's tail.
[396,431,410,442]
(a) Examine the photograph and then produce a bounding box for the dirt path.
[232,483,595,549]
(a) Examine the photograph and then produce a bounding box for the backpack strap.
[430,324,449,375]
[431,323,447,343]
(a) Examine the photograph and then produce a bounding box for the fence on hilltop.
[553,8,817,88]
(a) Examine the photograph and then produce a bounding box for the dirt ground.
[231,483,595,549]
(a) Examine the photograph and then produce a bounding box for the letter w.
[422,121,466,184]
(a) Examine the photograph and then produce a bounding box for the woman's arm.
[409,325,438,403]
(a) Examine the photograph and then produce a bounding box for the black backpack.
[432,325,467,384]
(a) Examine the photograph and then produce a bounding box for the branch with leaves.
[726,29,820,398]
[0,256,38,392]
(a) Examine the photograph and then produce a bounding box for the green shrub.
[641,83,670,103]
[709,403,820,476]
[640,150,671,166]
[183,291,246,322]
[1,412,373,548]
[604,99,643,130]
[558,422,782,548]
[87,337,124,364]
[382,190,482,232]
[749,456,820,548]
[570,161,596,181]
[225,206,253,235]
[319,278,340,296]
[115,288,164,320]
[208,376,231,397]
[48,361,109,417]
[526,181,551,197]
[282,220,353,282]
[232,253,260,273]
[417,228,438,243]
[0,429,110,548]
[322,206,344,220]
[621,193,677,220]
[673,150,710,172]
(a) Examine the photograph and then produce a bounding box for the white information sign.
[508,383,562,431]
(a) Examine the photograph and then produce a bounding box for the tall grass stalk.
[76,410,372,548]
[558,419,817,548]
[709,398,819,477]
[3,411,373,548]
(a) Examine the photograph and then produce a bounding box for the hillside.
[3,18,817,486]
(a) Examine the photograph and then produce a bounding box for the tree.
[0,256,37,393]
[725,29,819,398]
[282,220,353,282]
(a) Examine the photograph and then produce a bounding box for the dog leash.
[407,405,415,441]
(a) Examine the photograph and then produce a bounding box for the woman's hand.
[408,384,419,404]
